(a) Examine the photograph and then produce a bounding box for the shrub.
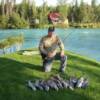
[8,12,29,29]
[0,15,9,29]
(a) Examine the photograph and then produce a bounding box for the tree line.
[0,0,100,29]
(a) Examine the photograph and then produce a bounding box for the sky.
[1,0,100,6]
[16,0,57,6]
[16,0,100,6]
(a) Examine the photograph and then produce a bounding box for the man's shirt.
[39,34,64,55]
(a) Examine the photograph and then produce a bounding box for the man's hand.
[60,51,64,57]
[48,50,57,58]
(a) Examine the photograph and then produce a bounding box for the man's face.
[48,32,53,37]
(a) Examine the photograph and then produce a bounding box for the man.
[39,26,67,72]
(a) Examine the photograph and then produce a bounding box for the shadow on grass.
[0,57,43,86]
[0,57,94,100]
[68,53,100,68]
[68,62,100,82]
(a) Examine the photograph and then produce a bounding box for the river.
[0,28,100,61]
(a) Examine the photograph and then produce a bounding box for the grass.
[0,49,100,100]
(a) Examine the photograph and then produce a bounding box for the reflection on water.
[0,28,100,61]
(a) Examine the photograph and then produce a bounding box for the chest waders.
[41,52,67,72]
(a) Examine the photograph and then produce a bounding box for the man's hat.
[48,26,55,33]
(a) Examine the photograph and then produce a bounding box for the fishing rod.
[25,29,72,42]
[62,32,72,43]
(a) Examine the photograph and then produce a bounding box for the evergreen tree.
[56,0,68,19]
[78,0,89,23]
[1,0,5,15]
[91,0,97,22]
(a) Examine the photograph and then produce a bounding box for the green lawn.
[0,50,100,100]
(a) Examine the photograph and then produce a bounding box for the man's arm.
[39,37,47,55]
[57,36,65,56]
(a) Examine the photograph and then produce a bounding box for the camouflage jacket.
[39,34,64,55]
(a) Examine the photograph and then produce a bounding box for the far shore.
[0,23,100,29]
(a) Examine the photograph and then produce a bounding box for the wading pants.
[41,52,67,72]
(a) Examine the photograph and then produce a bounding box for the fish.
[39,80,50,91]
[28,80,36,91]
[47,79,59,91]
[77,77,84,88]
[34,80,44,90]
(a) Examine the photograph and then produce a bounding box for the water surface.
[0,28,100,61]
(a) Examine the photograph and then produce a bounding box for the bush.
[8,12,29,29]
[0,35,24,49]
[0,15,9,29]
